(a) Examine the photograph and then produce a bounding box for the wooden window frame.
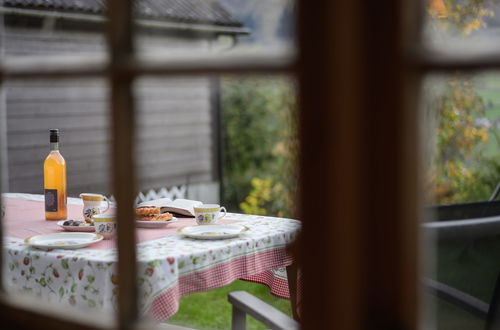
[1,0,500,329]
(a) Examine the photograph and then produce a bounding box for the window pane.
[1,1,106,59]
[5,79,111,196]
[1,77,114,321]
[134,75,298,328]
[134,0,295,59]
[423,72,500,204]
[424,0,500,53]
[0,3,114,324]
[135,76,216,199]
[421,71,500,329]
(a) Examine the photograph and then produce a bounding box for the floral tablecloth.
[2,194,300,320]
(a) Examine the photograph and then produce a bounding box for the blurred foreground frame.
[3,0,500,329]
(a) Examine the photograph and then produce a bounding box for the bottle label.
[45,189,58,212]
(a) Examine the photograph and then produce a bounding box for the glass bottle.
[44,129,67,220]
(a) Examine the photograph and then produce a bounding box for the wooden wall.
[4,25,216,197]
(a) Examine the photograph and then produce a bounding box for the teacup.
[194,204,227,225]
[93,214,116,239]
[80,193,110,223]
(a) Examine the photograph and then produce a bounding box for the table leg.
[286,263,299,321]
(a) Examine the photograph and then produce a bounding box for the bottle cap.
[49,129,59,143]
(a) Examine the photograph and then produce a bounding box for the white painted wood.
[232,306,247,330]
[5,85,209,103]
[228,291,300,330]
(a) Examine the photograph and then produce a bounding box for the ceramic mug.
[80,193,110,223]
[93,214,117,239]
[194,204,227,225]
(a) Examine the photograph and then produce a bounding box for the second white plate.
[179,224,248,239]
[25,232,103,250]
[136,217,178,228]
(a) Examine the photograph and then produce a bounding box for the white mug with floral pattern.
[194,204,227,225]
[93,214,117,239]
[80,193,110,223]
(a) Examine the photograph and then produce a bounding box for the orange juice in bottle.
[44,129,67,220]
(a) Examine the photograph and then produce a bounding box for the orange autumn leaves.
[428,0,495,35]
[431,76,489,203]
[429,0,448,18]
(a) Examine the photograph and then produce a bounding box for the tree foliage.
[429,0,495,35]
[426,1,500,203]
[429,75,492,203]
[221,77,297,217]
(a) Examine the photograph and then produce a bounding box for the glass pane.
[0,2,112,323]
[1,1,106,59]
[421,71,500,329]
[1,77,113,320]
[135,0,295,59]
[423,72,500,204]
[135,76,216,198]
[424,0,500,53]
[134,75,299,328]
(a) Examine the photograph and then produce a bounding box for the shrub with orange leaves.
[429,74,494,203]
[429,0,495,35]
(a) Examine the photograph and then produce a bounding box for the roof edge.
[1,7,251,35]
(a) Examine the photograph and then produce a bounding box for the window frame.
[0,1,295,329]
[1,0,500,329]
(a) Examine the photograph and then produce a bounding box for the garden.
[166,3,500,328]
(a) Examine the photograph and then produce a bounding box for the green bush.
[428,74,500,203]
[221,77,297,217]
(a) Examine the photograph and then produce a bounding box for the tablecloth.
[2,194,300,320]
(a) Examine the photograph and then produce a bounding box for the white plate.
[179,224,248,240]
[136,217,178,228]
[25,232,103,250]
[57,220,95,232]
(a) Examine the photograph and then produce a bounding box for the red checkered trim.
[147,247,293,320]
[240,270,290,299]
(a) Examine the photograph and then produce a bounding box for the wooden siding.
[4,26,216,196]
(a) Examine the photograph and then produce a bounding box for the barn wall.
[4,24,218,200]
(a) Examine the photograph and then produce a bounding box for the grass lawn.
[165,280,292,330]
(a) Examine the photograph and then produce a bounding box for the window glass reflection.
[423,72,500,204]
[422,72,500,330]
[134,75,298,328]
[425,0,500,51]
[135,0,295,59]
